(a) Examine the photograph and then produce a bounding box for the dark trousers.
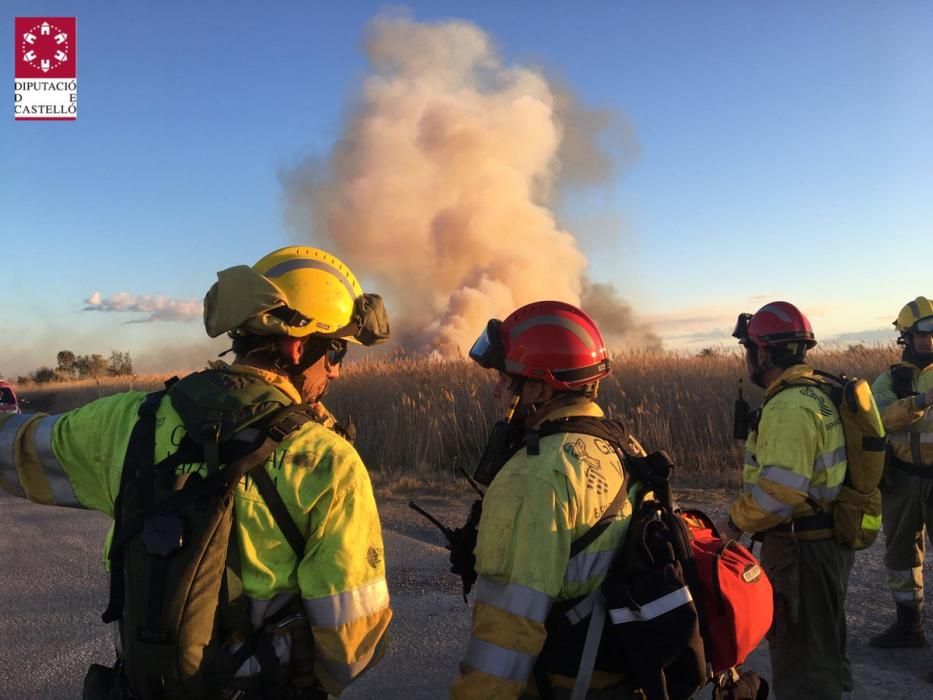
[760,533,854,700]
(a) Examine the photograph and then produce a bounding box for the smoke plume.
[84,291,202,324]
[283,13,656,355]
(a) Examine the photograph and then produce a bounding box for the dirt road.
[1,487,931,699]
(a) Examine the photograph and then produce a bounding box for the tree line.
[15,350,134,384]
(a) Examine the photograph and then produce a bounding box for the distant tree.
[107,350,134,377]
[76,353,109,378]
[697,346,720,358]
[56,350,77,378]
[32,367,59,384]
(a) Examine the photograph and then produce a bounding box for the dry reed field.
[17,345,900,489]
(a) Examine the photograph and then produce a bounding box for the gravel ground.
[2,485,933,699]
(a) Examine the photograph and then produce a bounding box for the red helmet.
[469,300,610,390]
[733,301,817,349]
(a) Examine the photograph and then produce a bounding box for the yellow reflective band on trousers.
[732,365,847,534]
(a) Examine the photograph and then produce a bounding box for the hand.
[713,515,743,540]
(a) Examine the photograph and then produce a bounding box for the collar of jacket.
[763,363,815,401]
[528,396,603,429]
[220,360,303,404]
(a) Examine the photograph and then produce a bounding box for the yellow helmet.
[894,297,933,334]
[204,246,389,344]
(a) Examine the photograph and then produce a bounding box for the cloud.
[83,292,202,323]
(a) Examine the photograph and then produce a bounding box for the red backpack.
[681,510,773,674]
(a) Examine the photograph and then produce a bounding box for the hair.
[230,332,286,367]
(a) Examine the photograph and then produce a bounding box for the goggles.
[469,319,505,370]
[914,317,933,334]
[732,313,752,343]
[297,337,349,372]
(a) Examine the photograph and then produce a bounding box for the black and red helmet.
[469,300,610,391]
[733,301,817,349]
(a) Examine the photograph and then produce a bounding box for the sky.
[2,1,931,378]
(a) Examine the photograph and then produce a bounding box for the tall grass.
[19,345,900,487]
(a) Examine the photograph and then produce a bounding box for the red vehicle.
[0,381,21,414]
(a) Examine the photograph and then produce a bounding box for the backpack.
[94,369,320,700]
[764,370,886,551]
[527,417,771,700]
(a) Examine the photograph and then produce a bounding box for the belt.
[890,454,933,478]
[759,511,834,538]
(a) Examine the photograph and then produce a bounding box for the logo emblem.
[14,17,77,121]
[742,564,762,583]
[19,20,72,75]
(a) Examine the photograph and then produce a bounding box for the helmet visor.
[469,319,504,370]
[915,317,933,333]
[732,313,752,343]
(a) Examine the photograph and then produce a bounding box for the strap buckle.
[268,419,299,442]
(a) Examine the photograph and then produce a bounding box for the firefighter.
[451,300,647,700]
[869,297,933,651]
[0,246,392,698]
[721,301,854,699]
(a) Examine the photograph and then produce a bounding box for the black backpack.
[87,370,324,700]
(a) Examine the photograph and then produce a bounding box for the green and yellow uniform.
[730,364,854,700]
[872,361,933,608]
[451,400,644,700]
[0,364,391,696]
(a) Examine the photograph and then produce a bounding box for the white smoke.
[83,292,202,324]
[283,13,656,355]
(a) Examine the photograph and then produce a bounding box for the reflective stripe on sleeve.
[808,483,842,502]
[0,413,34,498]
[751,485,795,518]
[475,577,553,623]
[33,415,78,507]
[462,637,535,682]
[609,586,693,624]
[813,445,847,473]
[303,577,389,627]
[564,549,616,584]
[758,466,809,492]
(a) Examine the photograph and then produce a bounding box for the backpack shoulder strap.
[246,406,319,558]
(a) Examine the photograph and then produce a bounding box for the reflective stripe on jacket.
[872,362,933,467]
[0,364,391,696]
[451,400,642,699]
[732,364,847,534]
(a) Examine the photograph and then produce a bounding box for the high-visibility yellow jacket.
[872,361,933,467]
[0,364,391,696]
[451,400,644,699]
[731,364,848,537]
